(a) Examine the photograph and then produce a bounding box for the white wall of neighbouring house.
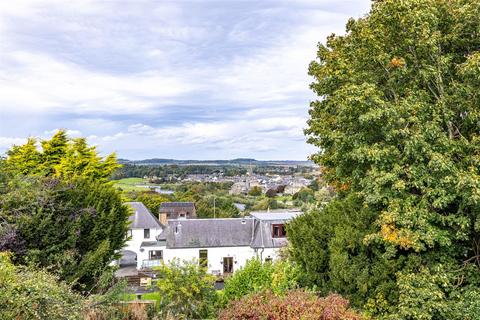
[163,246,282,275]
[253,247,281,262]
[123,227,163,269]
[137,245,166,269]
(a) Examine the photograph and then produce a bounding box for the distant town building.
[229,181,249,195]
[284,177,310,195]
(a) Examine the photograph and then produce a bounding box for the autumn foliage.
[219,290,365,320]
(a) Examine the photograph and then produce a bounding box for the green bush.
[0,253,84,320]
[223,258,300,303]
[0,176,130,292]
[154,259,219,319]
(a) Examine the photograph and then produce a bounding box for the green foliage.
[0,252,141,320]
[248,185,262,196]
[196,195,240,218]
[300,0,480,318]
[112,163,248,180]
[125,191,171,214]
[265,188,277,198]
[0,176,130,292]
[288,195,398,309]
[154,259,219,319]
[6,130,120,180]
[292,187,315,204]
[219,290,366,320]
[0,252,84,320]
[223,259,300,303]
[251,197,284,211]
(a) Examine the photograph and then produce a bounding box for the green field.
[112,178,160,191]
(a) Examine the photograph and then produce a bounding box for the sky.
[0,0,371,160]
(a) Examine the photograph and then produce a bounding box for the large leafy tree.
[288,195,399,310]
[0,176,130,292]
[292,0,480,318]
[0,131,129,293]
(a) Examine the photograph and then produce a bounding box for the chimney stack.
[159,211,168,226]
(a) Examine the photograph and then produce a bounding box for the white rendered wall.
[120,226,284,271]
[163,246,281,275]
[137,244,166,269]
[254,247,279,262]
[123,227,163,269]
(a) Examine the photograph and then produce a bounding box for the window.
[144,228,150,239]
[272,224,286,238]
[149,250,163,260]
[126,229,132,239]
[199,249,208,267]
[223,257,233,274]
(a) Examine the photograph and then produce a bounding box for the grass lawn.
[122,291,161,302]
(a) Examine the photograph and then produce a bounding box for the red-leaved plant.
[219,290,365,320]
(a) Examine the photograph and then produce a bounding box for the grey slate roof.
[166,218,254,248]
[125,202,162,229]
[250,219,289,248]
[249,210,301,248]
[160,202,195,208]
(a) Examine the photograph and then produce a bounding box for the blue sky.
[0,0,370,160]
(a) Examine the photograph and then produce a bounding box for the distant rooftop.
[249,209,303,221]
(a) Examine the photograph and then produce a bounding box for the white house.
[120,202,165,270]
[119,202,302,275]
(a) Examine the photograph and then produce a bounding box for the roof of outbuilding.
[125,202,162,229]
[249,210,302,221]
[160,202,195,208]
[166,218,254,248]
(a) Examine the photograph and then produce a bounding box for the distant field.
[112,178,159,191]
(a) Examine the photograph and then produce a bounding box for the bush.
[0,176,130,292]
[0,253,84,320]
[154,259,219,319]
[219,290,365,320]
[223,259,300,303]
[248,186,263,196]
[265,188,277,198]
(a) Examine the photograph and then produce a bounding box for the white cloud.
[0,137,28,150]
[0,0,371,159]
[100,116,307,150]
[0,51,194,115]
[43,128,82,137]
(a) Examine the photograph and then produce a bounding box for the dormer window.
[272,224,286,238]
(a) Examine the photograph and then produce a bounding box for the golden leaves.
[380,223,415,249]
[388,57,406,69]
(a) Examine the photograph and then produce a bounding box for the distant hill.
[117,158,315,167]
